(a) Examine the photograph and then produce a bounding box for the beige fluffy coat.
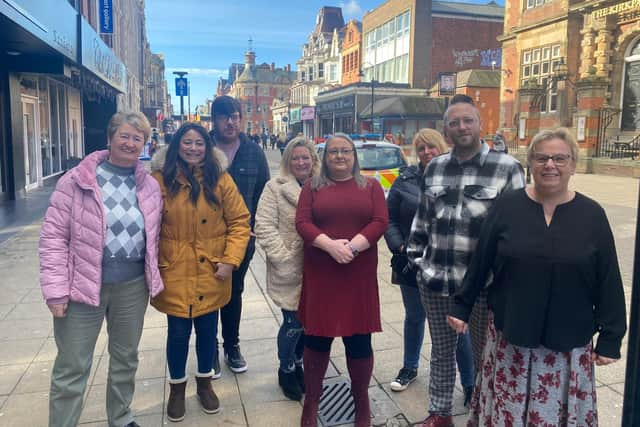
[255,175,304,311]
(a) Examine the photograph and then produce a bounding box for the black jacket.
[211,132,270,230]
[450,189,627,358]
[384,165,423,286]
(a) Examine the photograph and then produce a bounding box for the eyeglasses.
[446,117,477,129]
[326,148,354,156]
[532,153,572,166]
[217,113,241,123]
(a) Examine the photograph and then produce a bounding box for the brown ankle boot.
[167,381,187,422]
[195,376,220,414]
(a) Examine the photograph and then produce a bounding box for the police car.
[316,135,407,196]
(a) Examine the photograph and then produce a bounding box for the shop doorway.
[67,88,83,160]
[21,96,41,190]
[622,39,640,131]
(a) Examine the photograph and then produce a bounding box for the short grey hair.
[107,111,151,143]
[527,127,578,166]
[280,136,320,178]
[311,133,367,190]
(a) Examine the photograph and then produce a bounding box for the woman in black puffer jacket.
[384,129,475,405]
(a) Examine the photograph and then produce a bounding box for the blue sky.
[144,0,502,114]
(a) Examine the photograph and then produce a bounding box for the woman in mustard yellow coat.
[150,122,250,422]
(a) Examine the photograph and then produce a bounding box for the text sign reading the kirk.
[175,78,188,97]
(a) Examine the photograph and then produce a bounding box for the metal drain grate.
[318,377,356,426]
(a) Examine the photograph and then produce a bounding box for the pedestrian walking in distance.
[449,128,627,426]
[296,133,389,427]
[255,137,320,401]
[384,129,475,406]
[40,112,164,427]
[407,97,525,427]
[150,122,250,422]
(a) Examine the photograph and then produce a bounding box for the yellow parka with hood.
[150,146,250,318]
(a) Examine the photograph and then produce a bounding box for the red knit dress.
[295,178,388,337]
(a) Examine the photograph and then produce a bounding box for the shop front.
[79,18,126,154]
[300,106,315,139]
[316,95,356,137]
[289,107,303,136]
[1,0,80,199]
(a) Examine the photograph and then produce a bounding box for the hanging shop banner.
[301,107,315,121]
[99,0,113,34]
[439,73,456,96]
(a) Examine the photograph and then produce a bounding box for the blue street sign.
[99,0,113,34]
[175,78,188,97]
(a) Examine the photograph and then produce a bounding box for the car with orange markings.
[316,137,407,197]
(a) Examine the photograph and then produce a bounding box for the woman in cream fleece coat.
[255,137,320,401]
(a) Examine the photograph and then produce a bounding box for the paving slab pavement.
[0,148,634,426]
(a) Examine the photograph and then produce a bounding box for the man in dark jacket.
[209,96,270,375]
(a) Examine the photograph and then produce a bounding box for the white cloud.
[166,68,226,76]
[340,0,363,18]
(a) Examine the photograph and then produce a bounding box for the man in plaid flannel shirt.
[407,98,525,427]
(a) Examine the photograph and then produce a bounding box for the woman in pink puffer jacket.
[39,112,163,427]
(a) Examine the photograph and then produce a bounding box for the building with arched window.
[500,0,640,173]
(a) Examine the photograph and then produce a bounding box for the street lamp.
[359,63,377,133]
[173,71,188,123]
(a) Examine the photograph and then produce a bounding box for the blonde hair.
[280,137,320,178]
[312,133,367,190]
[412,128,449,156]
[527,127,578,166]
[107,111,151,144]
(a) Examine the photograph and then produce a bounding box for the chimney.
[271,62,275,71]
[286,64,291,72]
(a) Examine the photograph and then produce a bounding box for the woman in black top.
[384,129,475,405]
[448,128,626,426]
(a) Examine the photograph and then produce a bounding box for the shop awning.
[359,96,445,120]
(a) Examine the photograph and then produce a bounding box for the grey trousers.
[49,277,149,427]
[419,287,488,416]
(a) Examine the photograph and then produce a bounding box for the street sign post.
[175,78,188,97]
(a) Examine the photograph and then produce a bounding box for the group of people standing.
[39,91,626,427]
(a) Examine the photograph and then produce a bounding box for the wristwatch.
[348,242,359,256]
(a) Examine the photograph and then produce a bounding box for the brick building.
[341,20,363,85]
[499,0,640,165]
[230,47,295,135]
[361,0,503,89]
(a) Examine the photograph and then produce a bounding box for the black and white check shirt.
[407,142,525,296]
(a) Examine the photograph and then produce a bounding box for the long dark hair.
[162,122,221,206]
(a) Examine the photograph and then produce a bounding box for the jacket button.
[202,218,207,224]
[198,295,204,301]
[199,256,205,263]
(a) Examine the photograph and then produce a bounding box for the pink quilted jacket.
[39,150,164,306]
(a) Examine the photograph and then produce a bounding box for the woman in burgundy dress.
[296,133,388,427]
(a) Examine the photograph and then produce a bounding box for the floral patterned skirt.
[467,314,598,427]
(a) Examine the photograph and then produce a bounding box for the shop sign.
[592,0,640,19]
[80,19,126,93]
[290,107,301,124]
[0,0,78,61]
[316,95,355,114]
[301,107,315,121]
[99,0,113,34]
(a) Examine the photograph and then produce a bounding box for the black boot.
[278,368,303,401]
[295,364,305,392]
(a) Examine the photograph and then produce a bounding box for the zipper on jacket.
[189,304,193,318]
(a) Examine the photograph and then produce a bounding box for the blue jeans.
[400,285,426,369]
[166,311,218,380]
[400,284,475,385]
[456,330,475,387]
[277,310,304,372]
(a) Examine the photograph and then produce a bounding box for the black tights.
[304,333,372,359]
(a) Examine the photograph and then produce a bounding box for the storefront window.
[38,78,52,177]
[56,84,67,174]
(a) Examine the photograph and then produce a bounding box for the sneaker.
[224,345,247,373]
[212,354,222,380]
[389,367,417,392]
